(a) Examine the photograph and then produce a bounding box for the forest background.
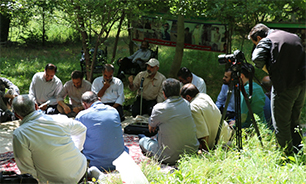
[1,0,306,183]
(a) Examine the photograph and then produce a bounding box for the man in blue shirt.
[215,69,235,120]
[75,91,128,172]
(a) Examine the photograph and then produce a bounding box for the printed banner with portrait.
[132,17,228,53]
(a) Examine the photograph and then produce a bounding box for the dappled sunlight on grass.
[138,126,306,183]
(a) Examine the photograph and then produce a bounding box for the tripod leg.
[215,83,234,146]
[241,84,264,147]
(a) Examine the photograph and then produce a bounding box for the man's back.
[267,30,305,92]
[241,82,266,128]
[190,93,230,149]
[13,111,87,183]
[192,73,206,93]
[150,96,199,164]
[75,101,126,171]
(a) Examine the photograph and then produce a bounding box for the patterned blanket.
[0,134,146,174]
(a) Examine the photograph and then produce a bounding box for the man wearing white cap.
[128,58,166,117]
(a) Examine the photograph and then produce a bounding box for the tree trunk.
[0,13,11,42]
[42,7,45,46]
[111,11,125,63]
[128,18,134,55]
[76,10,91,81]
[168,15,184,78]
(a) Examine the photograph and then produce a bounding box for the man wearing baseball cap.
[128,58,166,117]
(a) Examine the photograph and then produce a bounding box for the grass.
[135,125,306,184]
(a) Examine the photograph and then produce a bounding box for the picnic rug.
[0,134,146,174]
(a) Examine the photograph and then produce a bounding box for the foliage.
[206,0,306,42]
[56,0,126,82]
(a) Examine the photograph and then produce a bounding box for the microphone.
[140,77,145,88]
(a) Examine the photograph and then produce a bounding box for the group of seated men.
[3,43,272,183]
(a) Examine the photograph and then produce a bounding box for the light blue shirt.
[91,76,124,105]
[75,101,128,171]
[215,84,235,112]
[127,49,152,64]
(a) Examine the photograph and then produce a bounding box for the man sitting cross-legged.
[139,78,199,165]
[180,83,232,151]
[57,70,91,117]
[12,94,87,183]
[75,91,129,172]
[128,58,166,117]
[29,63,63,114]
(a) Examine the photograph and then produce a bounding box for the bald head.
[180,83,199,102]
[261,76,272,92]
[81,91,99,108]
[12,94,36,119]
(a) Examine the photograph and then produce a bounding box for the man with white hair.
[12,94,87,183]
[128,58,166,117]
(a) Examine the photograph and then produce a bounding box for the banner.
[132,17,228,53]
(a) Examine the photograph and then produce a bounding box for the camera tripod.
[215,61,263,150]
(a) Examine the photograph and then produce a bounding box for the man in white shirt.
[91,64,125,121]
[177,67,207,93]
[12,94,87,183]
[117,41,152,77]
[57,70,91,117]
[29,63,63,114]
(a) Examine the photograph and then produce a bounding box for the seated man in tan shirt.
[128,58,166,117]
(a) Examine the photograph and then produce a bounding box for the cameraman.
[248,23,306,155]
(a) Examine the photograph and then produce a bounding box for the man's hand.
[103,80,111,89]
[73,106,82,114]
[62,104,71,114]
[39,103,48,111]
[128,75,134,84]
[128,75,134,89]
[4,93,14,99]
[148,124,156,133]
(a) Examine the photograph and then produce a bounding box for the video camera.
[218,50,245,65]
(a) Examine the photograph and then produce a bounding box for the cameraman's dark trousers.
[272,81,306,155]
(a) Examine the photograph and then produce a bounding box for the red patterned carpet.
[0,134,146,174]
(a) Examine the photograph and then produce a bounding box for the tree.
[206,0,306,50]
[58,0,125,82]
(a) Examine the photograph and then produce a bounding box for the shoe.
[138,134,146,140]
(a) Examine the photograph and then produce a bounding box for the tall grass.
[136,125,306,184]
